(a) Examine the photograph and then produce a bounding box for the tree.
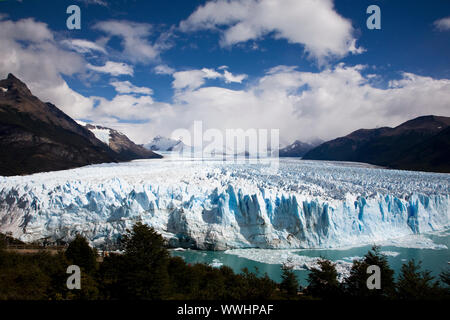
[440,268,450,287]
[239,268,277,300]
[280,263,299,298]
[397,260,441,300]
[65,234,98,274]
[306,259,341,299]
[344,246,395,299]
[120,222,171,299]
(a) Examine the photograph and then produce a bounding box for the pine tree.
[344,246,395,299]
[280,263,299,298]
[120,222,171,299]
[306,259,341,299]
[440,268,450,287]
[397,260,440,300]
[65,234,98,274]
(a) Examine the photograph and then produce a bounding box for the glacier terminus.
[0,157,448,250]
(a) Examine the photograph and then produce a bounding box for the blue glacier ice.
[0,158,448,250]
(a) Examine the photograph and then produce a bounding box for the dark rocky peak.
[0,73,32,96]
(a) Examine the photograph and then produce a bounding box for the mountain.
[81,123,161,161]
[279,140,321,157]
[0,73,159,176]
[144,135,185,151]
[303,115,450,173]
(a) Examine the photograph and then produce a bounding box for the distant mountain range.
[0,74,161,176]
[81,123,158,160]
[303,115,450,173]
[1,74,447,175]
[144,135,186,152]
[279,139,322,157]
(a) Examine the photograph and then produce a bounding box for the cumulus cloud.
[434,16,450,31]
[93,20,161,64]
[180,0,363,62]
[131,64,450,145]
[0,17,171,139]
[1,18,449,147]
[0,18,93,119]
[87,61,134,76]
[89,95,172,123]
[110,80,153,95]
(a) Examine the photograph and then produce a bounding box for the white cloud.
[93,20,161,64]
[434,16,450,31]
[89,95,172,123]
[110,80,153,95]
[72,64,450,145]
[0,18,54,42]
[180,0,363,62]
[87,61,133,76]
[172,68,221,91]
[61,39,106,54]
[172,67,247,91]
[154,64,175,75]
[223,69,247,83]
[135,64,450,146]
[1,18,449,148]
[0,18,93,119]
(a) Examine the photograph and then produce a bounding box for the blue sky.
[0,0,449,144]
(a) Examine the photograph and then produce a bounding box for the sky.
[0,0,449,146]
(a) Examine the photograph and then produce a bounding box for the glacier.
[0,157,448,250]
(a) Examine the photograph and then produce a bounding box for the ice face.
[0,158,448,250]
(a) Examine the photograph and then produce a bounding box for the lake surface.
[171,231,450,284]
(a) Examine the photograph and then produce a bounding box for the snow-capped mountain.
[145,135,267,157]
[279,140,321,158]
[144,135,185,151]
[0,158,448,250]
[79,123,162,161]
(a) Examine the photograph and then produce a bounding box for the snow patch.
[75,120,88,127]
[89,128,111,145]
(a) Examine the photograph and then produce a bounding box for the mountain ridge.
[279,139,322,157]
[303,115,450,173]
[83,123,162,161]
[0,73,160,176]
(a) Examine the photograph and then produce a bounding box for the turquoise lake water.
[171,232,450,285]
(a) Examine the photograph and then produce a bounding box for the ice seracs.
[0,158,448,250]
